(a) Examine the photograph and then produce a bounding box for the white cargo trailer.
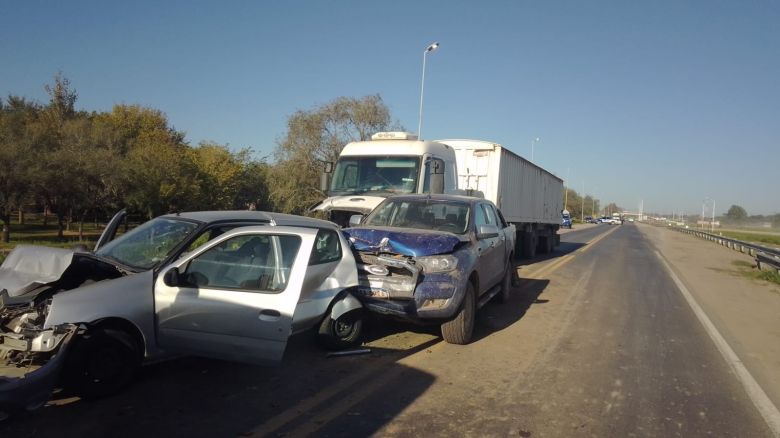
[436,139,564,258]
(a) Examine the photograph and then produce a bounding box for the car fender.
[330,291,363,320]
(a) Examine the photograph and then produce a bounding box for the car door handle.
[258,309,281,322]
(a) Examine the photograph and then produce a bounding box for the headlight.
[415,255,458,273]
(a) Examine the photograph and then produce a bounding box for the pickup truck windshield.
[364,199,470,235]
[329,156,420,195]
[95,217,199,270]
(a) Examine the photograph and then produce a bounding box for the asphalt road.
[2,224,776,437]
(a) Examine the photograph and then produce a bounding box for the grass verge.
[731,260,780,286]
[718,231,780,247]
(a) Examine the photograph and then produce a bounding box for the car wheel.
[498,260,513,303]
[441,282,475,345]
[317,310,363,350]
[64,328,140,400]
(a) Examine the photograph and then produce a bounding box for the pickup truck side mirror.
[163,267,181,287]
[348,214,363,227]
[476,224,500,240]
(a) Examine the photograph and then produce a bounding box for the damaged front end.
[346,228,469,321]
[0,316,78,415]
[0,245,125,415]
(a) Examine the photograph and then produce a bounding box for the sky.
[2,0,779,215]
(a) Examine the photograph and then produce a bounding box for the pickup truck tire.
[498,260,513,303]
[64,328,140,400]
[317,310,363,350]
[441,282,475,345]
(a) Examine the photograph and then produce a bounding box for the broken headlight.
[415,255,458,273]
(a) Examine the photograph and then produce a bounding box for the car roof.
[161,210,338,229]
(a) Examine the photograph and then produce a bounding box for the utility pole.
[581,181,585,222]
[711,200,716,233]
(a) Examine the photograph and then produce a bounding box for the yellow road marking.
[523,225,619,281]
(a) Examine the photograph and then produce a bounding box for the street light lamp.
[530,137,540,161]
[418,42,440,138]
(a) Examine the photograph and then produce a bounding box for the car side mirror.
[348,214,363,227]
[163,267,181,287]
[476,224,499,239]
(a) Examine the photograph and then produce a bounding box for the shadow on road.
[473,278,551,342]
[2,334,438,437]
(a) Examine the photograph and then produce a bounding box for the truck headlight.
[415,255,458,273]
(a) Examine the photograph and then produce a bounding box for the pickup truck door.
[154,226,317,365]
[475,203,504,290]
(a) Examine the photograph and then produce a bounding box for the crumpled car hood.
[344,227,465,256]
[0,245,76,298]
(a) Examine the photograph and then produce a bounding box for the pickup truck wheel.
[317,310,363,350]
[498,260,513,303]
[64,329,139,400]
[441,282,475,345]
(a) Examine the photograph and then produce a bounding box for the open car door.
[93,209,127,251]
[153,226,317,365]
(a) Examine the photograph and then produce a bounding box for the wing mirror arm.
[163,268,181,287]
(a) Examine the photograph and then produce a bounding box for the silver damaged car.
[0,210,363,416]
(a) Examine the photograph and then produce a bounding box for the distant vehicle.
[585,216,597,224]
[345,194,516,345]
[561,210,572,229]
[628,218,635,223]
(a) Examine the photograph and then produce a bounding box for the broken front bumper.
[354,254,464,321]
[0,324,78,413]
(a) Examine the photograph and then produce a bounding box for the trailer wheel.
[441,282,475,344]
[522,231,537,258]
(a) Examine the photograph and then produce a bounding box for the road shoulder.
[637,224,780,411]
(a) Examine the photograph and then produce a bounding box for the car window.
[483,204,498,225]
[182,234,301,293]
[494,206,509,228]
[475,204,489,227]
[363,199,470,234]
[309,229,341,265]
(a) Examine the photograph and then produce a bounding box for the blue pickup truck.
[344,194,516,345]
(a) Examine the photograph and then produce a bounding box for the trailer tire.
[441,282,475,344]
[522,231,537,258]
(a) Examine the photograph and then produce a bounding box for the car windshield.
[363,199,470,235]
[329,156,420,195]
[95,217,200,270]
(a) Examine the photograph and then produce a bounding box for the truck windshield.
[95,217,199,270]
[329,156,420,195]
[363,199,470,235]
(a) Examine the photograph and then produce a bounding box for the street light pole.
[418,42,439,139]
[531,137,540,161]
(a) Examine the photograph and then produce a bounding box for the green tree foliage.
[271,95,397,214]
[0,96,41,242]
[726,204,748,222]
[562,187,600,221]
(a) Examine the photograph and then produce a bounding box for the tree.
[726,205,748,222]
[189,142,251,210]
[0,96,40,242]
[270,95,398,214]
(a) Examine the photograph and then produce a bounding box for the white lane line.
[655,250,780,437]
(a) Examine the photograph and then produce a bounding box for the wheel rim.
[334,317,354,338]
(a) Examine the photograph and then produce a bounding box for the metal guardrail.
[671,227,780,273]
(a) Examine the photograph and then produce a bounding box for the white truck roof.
[340,138,454,157]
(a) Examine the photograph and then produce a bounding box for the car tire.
[317,310,363,350]
[64,328,140,400]
[441,282,475,345]
[498,260,513,303]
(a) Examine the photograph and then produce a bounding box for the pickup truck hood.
[344,227,465,257]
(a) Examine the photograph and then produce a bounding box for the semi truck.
[436,139,564,258]
[311,132,459,227]
[313,133,563,258]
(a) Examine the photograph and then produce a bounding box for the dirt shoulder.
[637,223,780,408]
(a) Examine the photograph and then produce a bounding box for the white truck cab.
[312,132,459,226]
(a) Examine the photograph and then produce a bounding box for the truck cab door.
[154,226,317,365]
